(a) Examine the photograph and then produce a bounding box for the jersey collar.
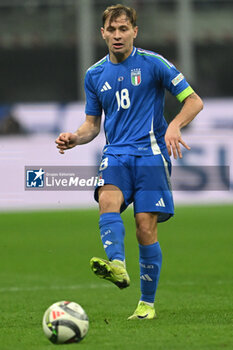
[107,46,137,65]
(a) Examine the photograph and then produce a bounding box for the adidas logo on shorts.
[155,197,165,207]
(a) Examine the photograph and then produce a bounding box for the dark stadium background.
[0,0,232,104]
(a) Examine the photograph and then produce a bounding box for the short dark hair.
[102,4,137,28]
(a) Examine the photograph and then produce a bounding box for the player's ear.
[101,27,105,40]
[133,26,138,39]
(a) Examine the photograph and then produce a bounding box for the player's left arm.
[165,92,203,159]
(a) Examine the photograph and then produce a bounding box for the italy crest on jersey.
[131,68,141,86]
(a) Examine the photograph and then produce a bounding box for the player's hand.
[164,122,190,159]
[55,132,78,154]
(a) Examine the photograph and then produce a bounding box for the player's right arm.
[55,114,101,154]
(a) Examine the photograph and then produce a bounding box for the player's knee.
[136,220,158,245]
[98,189,122,213]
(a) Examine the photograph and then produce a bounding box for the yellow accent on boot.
[127,301,156,320]
[90,257,130,289]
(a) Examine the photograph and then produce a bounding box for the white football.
[42,301,89,344]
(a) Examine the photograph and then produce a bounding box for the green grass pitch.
[0,204,232,350]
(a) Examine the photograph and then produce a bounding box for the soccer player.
[55,4,203,320]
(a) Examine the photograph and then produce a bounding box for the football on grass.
[42,301,89,344]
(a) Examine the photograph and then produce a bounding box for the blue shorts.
[94,153,174,223]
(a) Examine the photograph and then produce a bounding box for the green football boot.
[90,257,130,289]
[128,301,156,320]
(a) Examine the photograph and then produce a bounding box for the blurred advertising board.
[0,99,232,211]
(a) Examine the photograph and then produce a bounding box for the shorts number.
[116,89,131,111]
[99,157,108,171]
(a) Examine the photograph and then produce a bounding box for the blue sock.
[99,213,125,261]
[139,242,162,303]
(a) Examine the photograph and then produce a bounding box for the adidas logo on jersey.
[155,197,165,207]
[101,81,112,92]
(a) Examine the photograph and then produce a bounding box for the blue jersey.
[85,47,193,158]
